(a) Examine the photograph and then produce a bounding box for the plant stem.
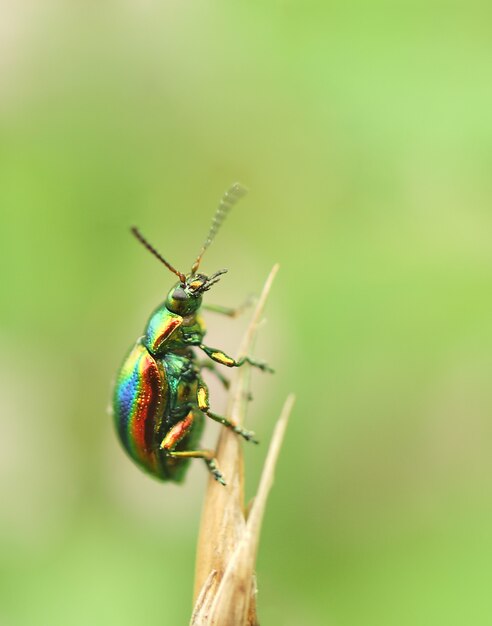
[191,264,295,626]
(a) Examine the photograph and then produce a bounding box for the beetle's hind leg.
[166,449,226,486]
[197,378,258,444]
[159,411,226,485]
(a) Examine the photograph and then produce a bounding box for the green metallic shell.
[113,301,207,482]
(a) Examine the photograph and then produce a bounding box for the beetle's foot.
[243,356,274,374]
[235,426,259,445]
[256,361,275,374]
[206,458,226,486]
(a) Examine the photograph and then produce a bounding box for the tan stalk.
[191,264,295,626]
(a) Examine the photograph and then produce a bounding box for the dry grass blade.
[191,263,293,626]
[208,394,295,625]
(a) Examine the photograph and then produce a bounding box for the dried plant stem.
[207,395,294,625]
[191,264,294,626]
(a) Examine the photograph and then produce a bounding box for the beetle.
[113,184,272,485]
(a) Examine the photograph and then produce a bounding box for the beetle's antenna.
[191,183,248,275]
[131,227,186,284]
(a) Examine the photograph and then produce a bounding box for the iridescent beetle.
[113,184,272,485]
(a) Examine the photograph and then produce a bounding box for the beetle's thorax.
[182,312,198,326]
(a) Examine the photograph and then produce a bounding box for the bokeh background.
[1,2,491,625]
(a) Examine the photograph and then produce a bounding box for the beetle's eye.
[173,287,187,301]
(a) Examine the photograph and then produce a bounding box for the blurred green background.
[1,2,491,625]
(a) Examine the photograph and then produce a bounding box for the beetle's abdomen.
[113,341,167,475]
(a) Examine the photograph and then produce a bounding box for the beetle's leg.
[167,450,226,486]
[198,360,230,390]
[159,411,226,485]
[197,379,258,443]
[199,343,274,373]
[181,330,203,345]
[199,361,253,401]
[159,411,194,451]
[202,295,255,318]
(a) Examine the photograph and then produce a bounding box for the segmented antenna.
[191,183,248,275]
[131,227,186,284]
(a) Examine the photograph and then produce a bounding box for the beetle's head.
[131,183,247,314]
[165,270,227,315]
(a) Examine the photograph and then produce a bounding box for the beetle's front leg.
[201,295,255,318]
[199,343,274,373]
[159,411,226,485]
[181,329,203,345]
[197,378,258,443]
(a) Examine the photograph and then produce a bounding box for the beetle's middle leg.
[198,360,253,400]
[198,360,230,390]
[197,378,258,443]
[159,411,226,485]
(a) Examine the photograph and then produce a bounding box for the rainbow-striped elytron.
[112,184,273,485]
